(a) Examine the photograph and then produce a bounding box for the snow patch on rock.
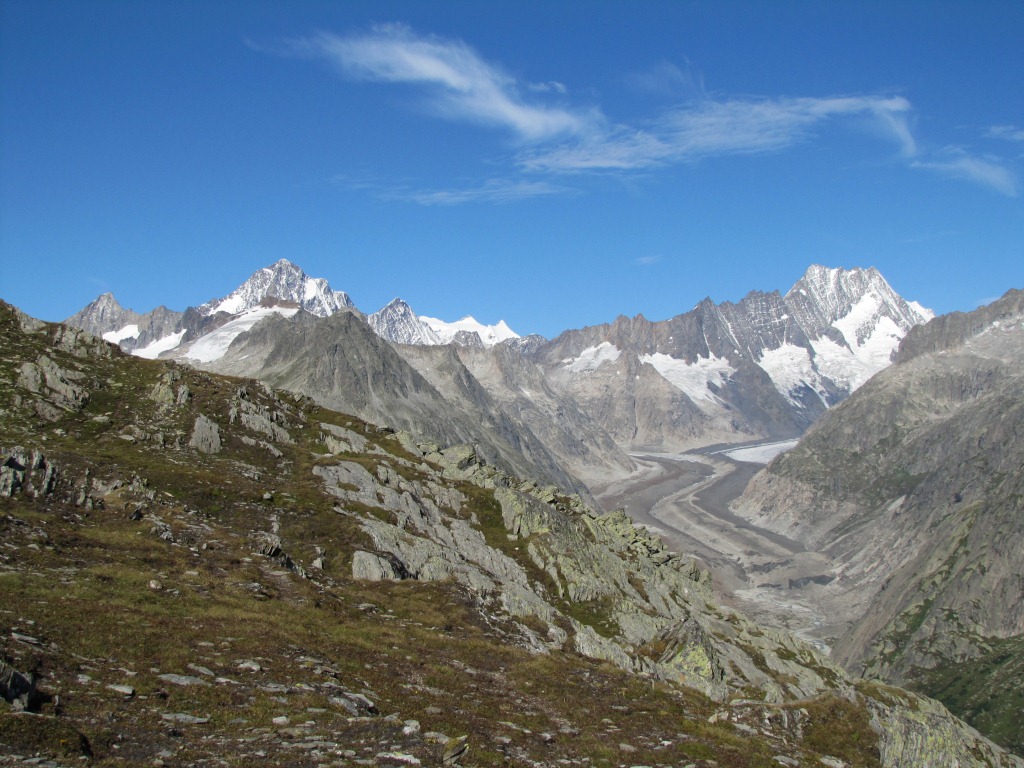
[564,342,621,373]
[184,306,298,363]
[640,352,735,405]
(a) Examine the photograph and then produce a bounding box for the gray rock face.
[368,299,441,345]
[188,414,222,454]
[351,550,403,581]
[530,265,931,452]
[733,290,1024,713]
[315,439,847,703]
[205,309,596,501]
[1,447,58,498]
[17,355,89,418]
[394,342,635,488]
[0,658,41,711]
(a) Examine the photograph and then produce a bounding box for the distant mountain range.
[66,259,932,485]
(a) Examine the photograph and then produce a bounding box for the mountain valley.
[2,260,1020,765]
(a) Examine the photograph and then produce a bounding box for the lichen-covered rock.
[868,691,1024,768]
[188,414,222,454]
[17,355,89,419]
[352,550,404,581]
[320,422,369,454]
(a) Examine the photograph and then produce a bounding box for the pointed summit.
[64,292,138,338]
[199,260,353,318]
[368,298,442,346]
[786,264,933,349]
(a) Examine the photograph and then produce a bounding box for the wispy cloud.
[276,26,1019,201]
[394,179,574,205]
[624,59,705,99]
[288,24,598,142]
[986,124,1024,142]
[634,255,664,266]
[332,174,574,205]
[520,95,916,172]
[912,150,1018,196]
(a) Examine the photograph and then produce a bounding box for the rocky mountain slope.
[368,299,443,346]
[189,308,603,504]
[530,265,932,451]
[67,262,931,460]
[395,342,636,488]
[732,289,1024,754]
[2,300,1020,768]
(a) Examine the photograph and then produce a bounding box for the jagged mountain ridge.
[732,289,1024,754]
[531,265,932,451]
[194,308,604,503]
[70,259,519,358]
[3,298,1021,768]
[368,298,520,349]
[66,261,931,457]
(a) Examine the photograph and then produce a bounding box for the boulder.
[351,551,403,581]
[188,414,222,454]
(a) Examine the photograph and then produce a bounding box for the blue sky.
[2,0,1022,338]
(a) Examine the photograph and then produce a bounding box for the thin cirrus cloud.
[281,25,1017,199]
[288,24,598,142]
[520,95,918,172]
[634,255,664,266]
[393,179,574,206]
[911,151,1019,197]
[986,125,1024,142]
[330,174,575,205]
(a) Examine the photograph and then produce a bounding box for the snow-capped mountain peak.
[369,299,520,348]
[368,298,442,346]
[419,315,520,347]
[199,259,353,318]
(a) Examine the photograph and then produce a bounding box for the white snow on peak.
[419,315,519,347]
[368,298,442,346]
[563,342,621,373]
[184,306,299,363]
[812,315,904,391]
[640,352,735,405]
[757,344,824,407]
[103,324,140,344]
[201,260,352,318]
[134,330,186,360]
[758,294,911,403]
[908,300,935,322]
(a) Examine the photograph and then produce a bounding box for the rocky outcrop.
[188,414,222,454]
[0,659,44,712]
[1,447,58,499]
[1,298,1020,767]
[318,436,846,702]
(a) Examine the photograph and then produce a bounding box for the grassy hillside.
[0,301,1015,768]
